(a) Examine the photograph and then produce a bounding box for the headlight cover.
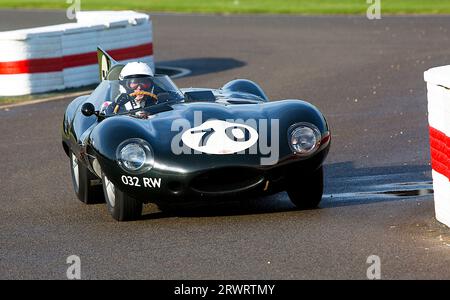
[288,123,322,156]
[116,139,154,174]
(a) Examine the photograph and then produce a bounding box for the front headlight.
[288,123,321,156]
[116,139,154,174]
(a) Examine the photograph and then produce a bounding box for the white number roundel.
[181,120,259,154]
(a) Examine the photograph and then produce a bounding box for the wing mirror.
[81,103,97,117]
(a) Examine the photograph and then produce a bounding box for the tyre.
[102,173,143,221]
[287,166,324,209]
[70,152,105,204]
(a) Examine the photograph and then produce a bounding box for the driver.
[112,62,158,114]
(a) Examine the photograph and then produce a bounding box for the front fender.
[89,115,154,161]
[264,100,330,158]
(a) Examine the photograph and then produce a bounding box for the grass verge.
[0,85,94,106]
[0,0,449,15]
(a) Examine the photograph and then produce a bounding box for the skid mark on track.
[323,170,434,204]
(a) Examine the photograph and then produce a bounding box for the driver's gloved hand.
[116,94,131,106]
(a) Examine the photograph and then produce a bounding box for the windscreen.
[89,75,184,116]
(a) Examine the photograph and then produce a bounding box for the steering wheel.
[129,91,158,102]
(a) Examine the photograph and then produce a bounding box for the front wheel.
[287,166,324,209]
[70,152,104,204]
[102,174,143,221]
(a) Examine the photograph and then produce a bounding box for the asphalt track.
[1,10,450,279]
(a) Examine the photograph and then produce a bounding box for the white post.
[424,66,450,227]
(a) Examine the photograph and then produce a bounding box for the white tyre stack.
[0,11,154,96]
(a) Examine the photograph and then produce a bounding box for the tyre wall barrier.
[0,11,154,96]
[424,66,450,227]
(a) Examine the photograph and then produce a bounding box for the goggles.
[126,78,153,90]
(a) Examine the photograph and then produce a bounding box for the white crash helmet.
[119,62,154,80]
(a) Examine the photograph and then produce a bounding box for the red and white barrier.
[0,11,154,96]
[424,66,450,227]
